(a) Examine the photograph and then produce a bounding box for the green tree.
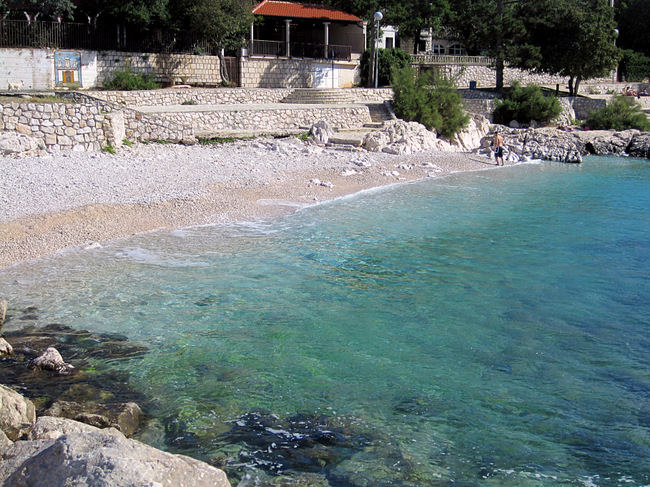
[517,0,619,96]
[74,0,170,27]
[391,65,470,139]
[360,48,412,87]
[174,0,253,84]
[0,0,76,20]
[391,0,451,54]
[615,0,650,57]
[447,0,528,92]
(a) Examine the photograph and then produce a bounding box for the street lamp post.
[373,11,383,89]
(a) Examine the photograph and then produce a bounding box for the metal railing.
[250,39,352,61]
[412,54,494,66]
[0,20,209,54]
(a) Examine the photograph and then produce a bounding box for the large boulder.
[0,385,36,441]
[0,427,231,487]
[43,401,146,438]
[452,114,491,151]
[28,416,101,441]
[363,120,452,154]
[309,120,333,145]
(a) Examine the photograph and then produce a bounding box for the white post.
[324,21,330,59]
[250,23,254,56]
[285,19,291,57]
[373,12,383,89]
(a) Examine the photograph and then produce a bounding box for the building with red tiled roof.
[249,0,366,62]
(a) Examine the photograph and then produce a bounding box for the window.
[431,44,444,55]
[385,37,394,49]
[448,44,467,55]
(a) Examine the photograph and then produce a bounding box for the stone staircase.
[281,88,356,104]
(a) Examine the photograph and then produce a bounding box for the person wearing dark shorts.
[493,130,504,166]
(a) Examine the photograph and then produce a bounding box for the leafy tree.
[517,0,619,96]
[173,0,253,84]
[74,0,170,27]
[391,0,451,55]
[586,95,650,131]
[391,65,470,139]
[619,50,650,82]
[615,0,650,57]
[447,0,528,92]
[493,82,562,125]
[360,48,412,87]
[0,0,76,20]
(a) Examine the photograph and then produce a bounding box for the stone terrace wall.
[88,87,393,107]
[151,105,372,137]
[0,94,195,152]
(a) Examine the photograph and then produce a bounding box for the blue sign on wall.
[55,51,82,87]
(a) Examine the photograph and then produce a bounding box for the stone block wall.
[96,51,222,87]
[0,93,195,152]
[240,58,359,88]
[151,105,371,136]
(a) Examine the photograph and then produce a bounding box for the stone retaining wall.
[0,93,195,152]
[151,105,371,136]
[88,87,392,106]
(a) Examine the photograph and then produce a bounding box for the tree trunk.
[495,0,504,92]
[568,76,575,97]
[218,48,229,86]
[574,76,581,96]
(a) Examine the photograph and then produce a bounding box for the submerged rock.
[30,347,74,375]
[0,338,12,357]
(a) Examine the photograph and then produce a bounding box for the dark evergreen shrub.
[391,65,470,139]
[586,95,650,131]
[493,82,562,125]
[620,50,650,82]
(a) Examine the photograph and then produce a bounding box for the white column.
[250,23,254,55]
[324,22,330,58]
[285,19,291,57]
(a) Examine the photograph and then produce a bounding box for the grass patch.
[0,95,74,104]
[102,144,117,154]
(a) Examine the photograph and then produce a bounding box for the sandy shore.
[0,138,498,269]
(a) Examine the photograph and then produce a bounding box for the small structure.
[250,0,365,61]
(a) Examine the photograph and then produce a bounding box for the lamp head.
[374,11,383,21]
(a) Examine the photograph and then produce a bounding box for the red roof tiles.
[252,0,362,22]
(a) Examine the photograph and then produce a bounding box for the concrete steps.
[281,88,356,104]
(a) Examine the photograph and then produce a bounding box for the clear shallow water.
[2,156,649,486]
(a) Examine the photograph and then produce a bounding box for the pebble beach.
[0,137,498,269]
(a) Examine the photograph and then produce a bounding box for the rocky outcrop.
[0,385,36,441]
[362,120,454,154]
[0,390,232,487]
[477,126,650,163]
[43,400,145,437]
[627,132,650,158]
[0,338,12,357]
[0,421,231,487]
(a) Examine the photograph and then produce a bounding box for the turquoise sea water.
[1,156,649,486]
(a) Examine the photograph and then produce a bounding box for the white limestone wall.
[0,49,54,91]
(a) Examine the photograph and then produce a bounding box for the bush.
[620,50,650,82]
[391,65,470,139]
[493,82,562,126]
[359,48,412,87]
[102,67,160,91]
[586,95,650,131]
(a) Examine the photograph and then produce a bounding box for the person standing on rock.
[492,130,505,166]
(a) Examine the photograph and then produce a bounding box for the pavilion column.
[323,21,330,58]
[285,19,291,57]
[249,23,254,55]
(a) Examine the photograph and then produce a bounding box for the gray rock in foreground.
[0,420,231,487]
[0,385,36,441]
